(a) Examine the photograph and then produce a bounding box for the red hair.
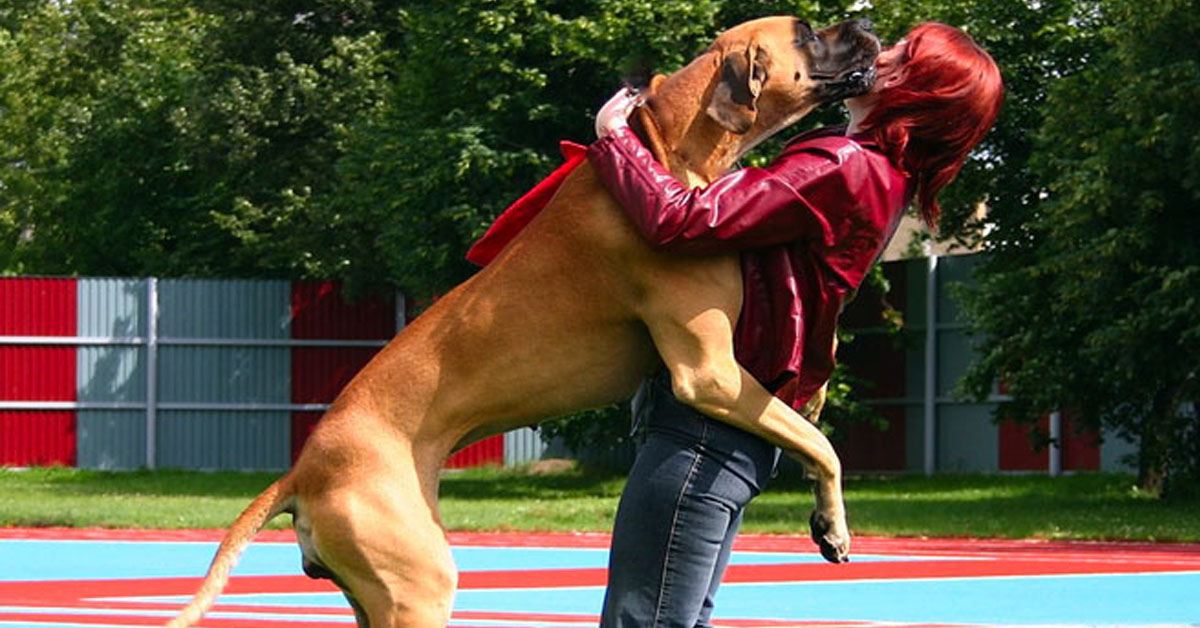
[859,22,1004,227]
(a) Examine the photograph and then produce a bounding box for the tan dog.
[168,16,879,628]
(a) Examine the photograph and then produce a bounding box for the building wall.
[837,255,1135,474]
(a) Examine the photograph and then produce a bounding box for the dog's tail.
[164,476,293,628]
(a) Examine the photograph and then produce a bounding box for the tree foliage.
[1,0,394,277]
[958,0,1200,494]
[311,0,868,298]
[315,0,726,297]
[1,0,867,294]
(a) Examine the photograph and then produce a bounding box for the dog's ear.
[706,41,768,134]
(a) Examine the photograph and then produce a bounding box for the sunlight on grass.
[744,473,1200,541]
[1,466,1197,541]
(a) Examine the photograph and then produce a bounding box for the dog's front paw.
[809,510,850,564]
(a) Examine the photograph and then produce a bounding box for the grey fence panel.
[158,279,290,339]
[935,253,982,324]
[904,328,927,400]
[77,278,147,403]
[903,404,928,473]
[155,280,292,470]
[937,403,1000,472]
[157,410,290,470]
[903,258,929,327]
[77,278,147,337]
[78,345,146,403]
[896,255,1002,473]
[937,329,977,398]
[77,411,146,470]
[504,427,548,466]
[76,279,148,469]
[157,346,289,404]
[1101,428,1138,473]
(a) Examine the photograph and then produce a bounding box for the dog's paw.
[809,510,850,564]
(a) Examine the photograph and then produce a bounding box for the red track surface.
[3,528,1199,628]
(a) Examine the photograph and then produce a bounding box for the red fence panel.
[291,347,381,405]
[446,437,504,469]
[836,263,908,471]
[0,278,77,336]
[289,346,378,465]
[0,411,76,466]
[833,406,907,472]
[0,278,78,466]
[289,281,505,467]
[290,411,322,465]
[998,412,1100,472]
[0,346,75,402]
[290,282,391,461]
[998,419,1048,471]
[291,282,396,340]
[291,281,393,462]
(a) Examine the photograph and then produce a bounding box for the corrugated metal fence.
[2,264,1135,475]
[0,277,546,471]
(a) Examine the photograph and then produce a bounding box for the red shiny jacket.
[586,125,913,410]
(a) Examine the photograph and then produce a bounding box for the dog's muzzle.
[837,66,877,93]
[815,66,877,99]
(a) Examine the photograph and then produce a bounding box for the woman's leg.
[694,509,742,628]
[600,373,777,628]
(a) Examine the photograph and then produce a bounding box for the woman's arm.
[587,126,846,254]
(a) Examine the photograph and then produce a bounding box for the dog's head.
[702,16,880,135]
[626,16,880,182]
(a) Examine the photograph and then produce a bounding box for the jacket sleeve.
[586,126,847,254]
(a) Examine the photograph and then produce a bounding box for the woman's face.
[873,39,908,85]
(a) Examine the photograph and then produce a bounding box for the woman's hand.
[595,87,644,138]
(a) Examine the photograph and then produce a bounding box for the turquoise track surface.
[1,529,1198,627]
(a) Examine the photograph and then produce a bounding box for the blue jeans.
[600,371,780,628]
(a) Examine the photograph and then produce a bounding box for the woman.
[589,22,1003,628]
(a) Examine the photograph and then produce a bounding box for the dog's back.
[371,161,714,446]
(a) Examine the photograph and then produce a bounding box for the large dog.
[168,16,879,628]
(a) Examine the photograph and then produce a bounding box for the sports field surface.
[1,528,1197,627]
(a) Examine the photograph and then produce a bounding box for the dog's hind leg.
[297,550,371,627]
[337,587,370,628]
[298,454,457,627]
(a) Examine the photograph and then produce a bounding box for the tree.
[959,0,1200,495]
[0,0,394,278]
[313,0,754,299]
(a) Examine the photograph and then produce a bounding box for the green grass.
[751,473,1200,542]
[0,467,288,529]
[2,466,1198,542]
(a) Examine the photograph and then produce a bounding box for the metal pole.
[1048,409,1063,476]
[146,278,159,470]
[924,254,939,475]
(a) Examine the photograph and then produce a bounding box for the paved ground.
[1,528,1198,627]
